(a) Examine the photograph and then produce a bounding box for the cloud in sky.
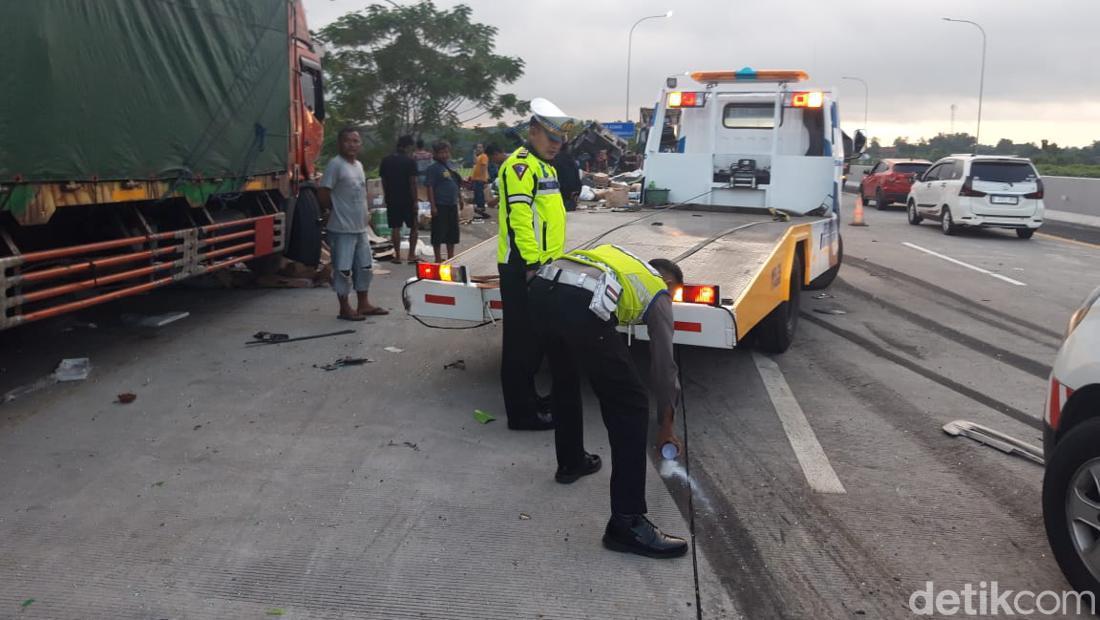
[304,0,1100,146]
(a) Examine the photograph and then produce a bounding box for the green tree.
[317,1,528,164]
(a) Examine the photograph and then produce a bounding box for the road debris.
[387,440,420,452]
[443,359,466,370]
[245,330,355,346]
[21,599,34,608]
[384,346,404,354]
[812,308,847,316]
[942,420,1044,465]
[473,409,495,424]
[315,357,373,371]
[116,392,137,404]
[813,292,835,299]
[519,513,531,520]
[266,609,286,617]
[54,358,91,382]
[122,311,190,328]
[252,331,289,343]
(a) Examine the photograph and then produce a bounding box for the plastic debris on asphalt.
[384,346,404,354]
[117,392,137,404]
[315,357,373,371]
[55,358,91,382]
[812,308,847,315]
[444,359,466,370]
[473,409,495,424]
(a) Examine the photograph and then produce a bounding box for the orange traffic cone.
[850,192,868,227]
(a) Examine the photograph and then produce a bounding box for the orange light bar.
[673,284,720,306]
[689,69,809,83]
[791,91,824,108]
[417,262,467,283]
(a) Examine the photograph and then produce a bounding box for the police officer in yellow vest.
[528,243,689,558]
[496,98,575,431]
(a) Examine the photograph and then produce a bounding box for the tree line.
[869,134,1100,178]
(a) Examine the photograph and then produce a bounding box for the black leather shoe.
[507,410,554,431]
[555,453,602,484]
[602,514,688,559]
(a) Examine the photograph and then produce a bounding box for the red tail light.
[790,91,824,108]
[959,177,987,198]
[417,262,468,283]
[673,284,720,306]
[1025,178,1044,199]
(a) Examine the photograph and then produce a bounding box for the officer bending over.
[529,243,688,559]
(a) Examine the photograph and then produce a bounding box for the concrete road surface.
[2,199,1098,619]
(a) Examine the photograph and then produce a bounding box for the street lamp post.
[626,10,672,122]
[943,17,987,152]
[841,76,869,134]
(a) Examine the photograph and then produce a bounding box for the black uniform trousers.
[528,277,649,515]
[497,262,544,424]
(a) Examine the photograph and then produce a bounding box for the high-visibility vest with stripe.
[496,146,567,267]
[563,244,669,325]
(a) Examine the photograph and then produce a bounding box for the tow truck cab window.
[299,61,325,121]
[722,103,775,129]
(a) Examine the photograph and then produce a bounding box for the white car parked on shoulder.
[906,155,1045,239]
[1043,286,1100,599]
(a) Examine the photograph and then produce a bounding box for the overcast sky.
[304,0,1100,147]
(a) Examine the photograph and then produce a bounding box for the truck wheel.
[807,234,842,290]
[753,256,802,354]
[1043,418,1100,599]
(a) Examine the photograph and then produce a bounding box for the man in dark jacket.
[553,144,582,212]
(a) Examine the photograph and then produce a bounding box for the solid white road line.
[901,242,1027,287]
[752,353,847,494]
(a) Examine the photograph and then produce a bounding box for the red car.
[859,159,932,209]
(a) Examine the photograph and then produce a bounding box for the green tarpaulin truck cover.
[0,0,291,184]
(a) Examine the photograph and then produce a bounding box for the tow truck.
[403,68,865,353]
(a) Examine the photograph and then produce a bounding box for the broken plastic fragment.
[384,346,404,353]
[117,393,137,404]
[54,358,91,382]
[473,409,495,424]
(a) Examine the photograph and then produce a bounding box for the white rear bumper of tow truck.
[403,278,737,349]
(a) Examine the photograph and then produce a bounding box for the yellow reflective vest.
[496,146,567,267]
[563,244,670,325]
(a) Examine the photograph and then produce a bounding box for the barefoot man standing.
[319,127,389,321]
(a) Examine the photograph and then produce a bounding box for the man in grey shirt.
[319,128,388,320]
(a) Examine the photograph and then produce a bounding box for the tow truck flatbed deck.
[458,208,791,296]
[404,206,838,349]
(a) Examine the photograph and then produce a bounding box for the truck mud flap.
[1,213,284,330]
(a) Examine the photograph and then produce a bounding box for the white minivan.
[906,155,1045,238]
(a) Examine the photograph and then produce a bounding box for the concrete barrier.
[1044,176,1100,218]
